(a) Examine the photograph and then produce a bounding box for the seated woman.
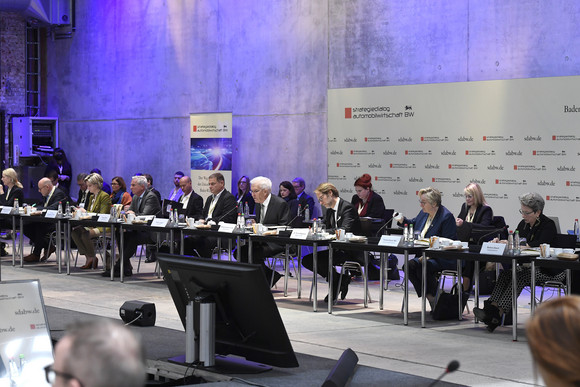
[110,176,132,207]
[236,175,255,215]
[527,296,580,386]
[397,187,457,309]
[473,192,558,332]
[351,173,386,236]
[278,181,299,218]
[71,173,112,269]
[0,168,24,255]
[455,182,493,291]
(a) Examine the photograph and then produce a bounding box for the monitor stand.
[168,300,272,374]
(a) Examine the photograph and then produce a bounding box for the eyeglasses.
[251,189,262,194]
[317,194,327,202]
[419,200,428,205]
[44,364,82,386]
[519,209,534,216]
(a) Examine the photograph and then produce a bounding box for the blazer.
[236,191,255,215]
[178,191,204,220]
[76,188,92,208]
[351,191,386,218]
[0,186,24,207]
[402,205,457,240]
[457,203,493,228]
[129,189,161,216]
[323,198,361,234]
[203,189,237,223]
[516,213,556,248]
[39,187,68,211]
[297,192,315,220]
[147,187,162,206]
[87,190,112,214]
[255,195,290,226]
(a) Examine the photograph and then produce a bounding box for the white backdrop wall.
[328,75,580,233]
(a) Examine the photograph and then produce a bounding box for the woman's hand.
[456,218,463,227]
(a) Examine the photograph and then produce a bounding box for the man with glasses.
[46,319,145,387]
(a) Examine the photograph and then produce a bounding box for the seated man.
[23,178,68,263]
[292,177,315,220]
[144,173,162,205]
[237,176,290,286]
[302,183,362,303]
[103,175,160,277]
[183,172,237,258]
[75,172,91,208]
[177,176,203,219]
[168,171,185,201]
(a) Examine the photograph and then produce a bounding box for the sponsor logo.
[368,163,382,168]
[470,178,486,185]
[330,150,343,155]
[422,136,449,142]
[441,150,456,156]
[383,150,398,155]
[339,188,354,194]
[344,106,406,119]
[393,190,408,196]
[537,180,556,186]
[452,192,465,198]
[558,166,576,171]
[350,150,375,155]
[546,195,576,202]
[389,163,416,169]
[328,175,348,181]
[192,124,227,133]
[486,193,510,200]
[495,179,527,185]
[566,181,580,187]
[483,135,514,141]
[532,150,566,156]
[328,137,337,143]
[336,162,360,168]
[431,177,461,184]
[513,165,546,171]
[552,135,580,141]
[405,105,413,111]
[564,105,580,113]
[405,150,432,156]
[398,137,412,142]
[458,136,474,142]
[344,137,357,142]
[375,176,401,182]
[448,164,478,170]
[487,165,504,170]
[466,150,495,156]
[505,151,523,156]
[15,308,40,315]
[524,135,542,141]
[365,136,390,142]
[409,177,423,183]
[424,163,440,169]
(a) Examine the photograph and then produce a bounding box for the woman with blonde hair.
[527,296,580,386]
[455,182,493,228]
[0,168,24,255]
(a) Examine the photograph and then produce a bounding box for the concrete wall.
[36,1,580,197]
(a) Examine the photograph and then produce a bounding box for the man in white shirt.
[168,171,185,201]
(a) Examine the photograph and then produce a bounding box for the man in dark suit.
[183,172,237,258]
[75,173,92,208]
[23,178,68,263]
[237,176,290,286]
[103,175,161,277]
[292,177,315,220]
[302,183,362,303]
[177,176,203,219]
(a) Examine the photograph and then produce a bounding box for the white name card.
[379,235,402,247]
[290,228,310,240]
[150,218,169,228]
[481,242,507,255]
[219,223,236,233]
[45,210,58,218]
[97,214,111,223]
[1,207,12,214]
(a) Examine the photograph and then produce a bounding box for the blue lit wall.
[45,1,580,196]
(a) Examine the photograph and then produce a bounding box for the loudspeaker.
[119,301,156,327]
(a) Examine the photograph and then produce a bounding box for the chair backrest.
[548,216,561,233]
[552,233,576,248]
[456,222,473,242]
[492,216,506,229]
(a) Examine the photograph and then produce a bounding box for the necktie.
[260,204,265,223]
[328,209,336,229]
[135,196,141,212]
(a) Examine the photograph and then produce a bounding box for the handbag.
[478,269,497,295]
[432,284,469,321]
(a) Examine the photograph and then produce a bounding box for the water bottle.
[236,212,244,230]
[575,219,579,242]
[65,201,71,217]
[244,201,250,217]
[13,198,19,211]
[514,230,521,255]
[304,205,310,221]
[298,204,302,220]
[403,224,409,245]
[507,230,514,255]
[110,205,116,220]
[57,201,63,216]
[173,209,179,225]
[408,224,414,245]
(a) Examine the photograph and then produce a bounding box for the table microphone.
[374,212,400,237]
[286,204,308,227]
[428,360,460,387]
[477,225,509,245]
[213,205,239,223]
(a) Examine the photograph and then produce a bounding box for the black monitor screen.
[158,254,299,368]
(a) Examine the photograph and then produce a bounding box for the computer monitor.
[157,254,299,370]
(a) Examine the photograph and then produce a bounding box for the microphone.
[212,204,239,223]
[286,204,308,226]
[375,212,400,237]
[428,360,460,387]
[477,225,509,245]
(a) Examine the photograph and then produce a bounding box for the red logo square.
[421,137,424,141]
[193,125,197,132]
[432,178,435,182]
[533,151,537,155]
[546,196,551,200]
[483,136,487,141]
[552,135,556,140]
[405,150,408,155]
[345,108,352,119]
[336,163,339,167]
[350,150,353,155]
[495,179,499,184]
[365,137,368,142]
[465,150,469,155]
[375,176,378,180]
[567,181,571,186]
[390,163,393,168]
[514,165,517,170]
[448,164,452,169]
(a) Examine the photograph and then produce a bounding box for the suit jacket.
[147,187,162,206]
[87,190,112,214]
[351,191,386,218]
[39,187,68,211]
[236,191,255,214]
[0,186,24,207]
[297,192,315,220]
[76,188,92,208]
[283,197,300,218]
[129,189,161,216]
[457,203,493,228]
[516,213,556,248]
[255,195,290,225]
[203,189,237,223]
[322,198,361,234]
[178,191,204,220]
[402,205,457,239]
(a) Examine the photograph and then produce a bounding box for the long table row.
[3,211,579,340]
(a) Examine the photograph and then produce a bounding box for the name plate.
[219,223,236,233]
[45,210,58,218]
[481,242,506,255]
[1,207,12,214]
[150,218,169,228]
[290,228,310,240]
[379,235,402,247]
[97,214,111,223]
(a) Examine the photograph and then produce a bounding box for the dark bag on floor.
[387,254,400,281]
[432,284,469,321]
[478,270,497,295]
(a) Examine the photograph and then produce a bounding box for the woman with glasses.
[473,192,559,332]
[110,176,132,206]
[236,175,255,215]
[396,187,457,310]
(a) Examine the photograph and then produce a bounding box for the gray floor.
[0,245,545,387]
